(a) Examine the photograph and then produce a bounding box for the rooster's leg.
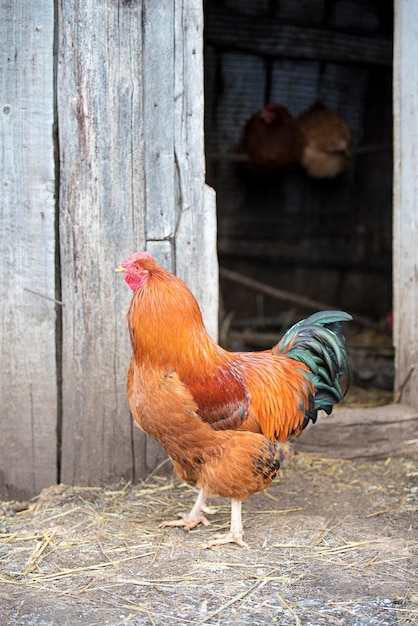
[205,499,249,549]
[160,488,212,531]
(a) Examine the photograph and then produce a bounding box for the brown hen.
[296,101,352,178]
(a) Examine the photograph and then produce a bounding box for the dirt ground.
[1,401,417,626]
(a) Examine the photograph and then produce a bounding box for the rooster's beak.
[115,266,125,273]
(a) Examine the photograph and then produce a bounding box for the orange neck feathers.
[127,266,224,373]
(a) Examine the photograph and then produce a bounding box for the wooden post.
[58,0,145,486]
[173,1,218,341]
[0,2,57,498]
[393,1,418,409]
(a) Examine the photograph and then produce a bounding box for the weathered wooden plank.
[174,0,218,340]
[294,404,418,460]
[206,7,392,66]
[58,0,145,486]
[197,185,218,340]
[146,240,173,271]
[0,1,57,498]
[143,4,176,241]
[393,1,418,409]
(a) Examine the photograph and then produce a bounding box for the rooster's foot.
[204,531,250,549]
[160,513,211,531]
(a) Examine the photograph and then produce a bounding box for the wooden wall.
[0,2,57,499]
[0,0,217,499]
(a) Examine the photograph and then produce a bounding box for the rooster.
[117,252,351,548]
[296,101,352,178]
[241,103,304,172]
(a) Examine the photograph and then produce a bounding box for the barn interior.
[204,0,394,396]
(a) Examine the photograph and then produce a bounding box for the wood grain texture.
[143,3,176,240]
[0,1,57,498]
[58,0,145,486]
[393,1,418,410]
[294,404,418,460]
[174,0,218,341]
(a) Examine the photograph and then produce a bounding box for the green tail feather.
[274,310,352,428]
